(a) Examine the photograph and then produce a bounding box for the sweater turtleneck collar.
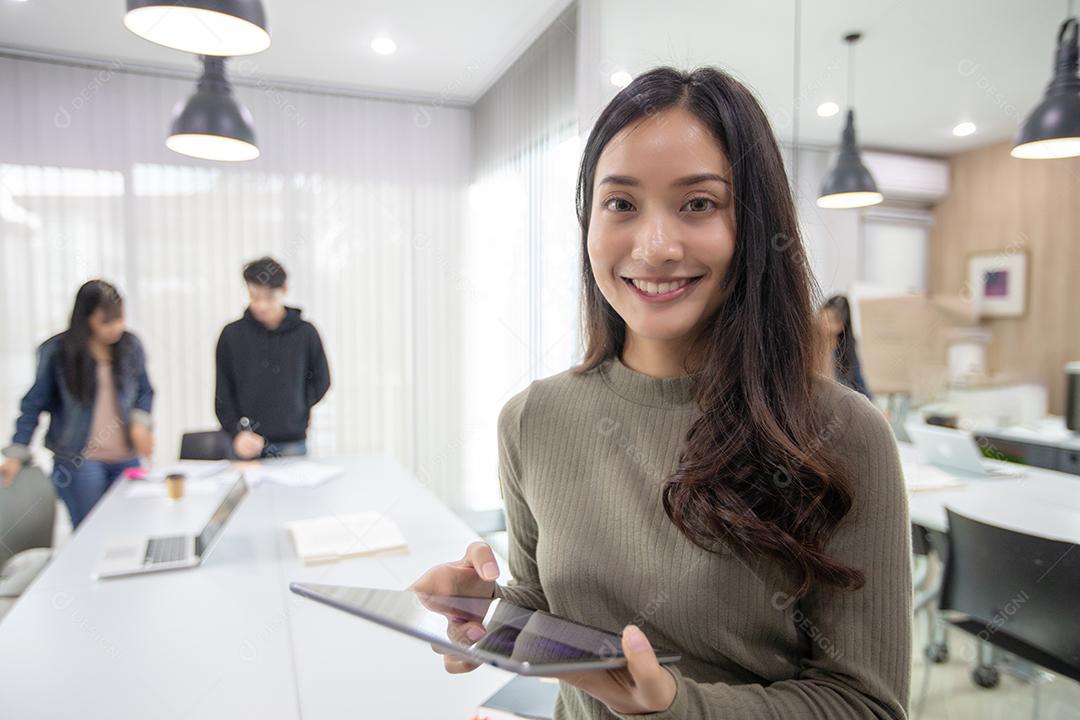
[597,354,700,408]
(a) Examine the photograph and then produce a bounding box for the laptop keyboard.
[144,535,189,565]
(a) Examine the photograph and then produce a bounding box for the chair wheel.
[925,643,949,664]
[972,665,999,688]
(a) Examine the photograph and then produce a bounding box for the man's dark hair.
[243,256,287,289]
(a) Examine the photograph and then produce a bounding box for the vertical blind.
[464,4,580,509]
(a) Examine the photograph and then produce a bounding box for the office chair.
[938,509,1080,716]
[179,430,231,460]
[0,464,56,619]
[912,523,950,663]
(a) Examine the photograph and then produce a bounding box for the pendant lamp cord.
[847,39,856,110]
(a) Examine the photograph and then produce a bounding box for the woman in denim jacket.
[1,280,155,528]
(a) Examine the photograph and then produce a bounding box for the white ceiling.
[0,0,573,104]
[0,0,1070,155]
[600,0,1070,156]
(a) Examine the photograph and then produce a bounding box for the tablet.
[289,582,681,675]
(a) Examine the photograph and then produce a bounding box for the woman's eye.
[684,197,716,213]
[604,197,635,212]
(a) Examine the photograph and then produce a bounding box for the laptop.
[96,475,249,579]
[906,424,1024,478]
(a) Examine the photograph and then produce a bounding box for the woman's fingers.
[621,625,676,712]
[444,655,481,673]
[461,541,500,581]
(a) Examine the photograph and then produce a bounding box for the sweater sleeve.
[304,324,331,409]
[491,385,550,613]
[214,329,242,437]
[618,389,911,720]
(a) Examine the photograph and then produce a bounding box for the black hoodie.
[214,307,330,443]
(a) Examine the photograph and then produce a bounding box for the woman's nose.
[631,215,684,266]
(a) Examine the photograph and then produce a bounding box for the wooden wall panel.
[930,140,1080,414]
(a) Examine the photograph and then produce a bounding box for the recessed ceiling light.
[371,37,397,55]
[953,121,976,137]
[816,101,840,118]
[610,71,632,88]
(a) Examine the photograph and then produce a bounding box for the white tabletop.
[972,416,1080,451]
[0,455,513,719]
[901,442,1080,543]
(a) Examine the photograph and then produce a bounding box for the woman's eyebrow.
[597,173,731,188]
[598,174,640,187]
[672,173,731,187]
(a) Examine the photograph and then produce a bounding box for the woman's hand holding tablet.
[408,542,678,714]
[408,541,501,674]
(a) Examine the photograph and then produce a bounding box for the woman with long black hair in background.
[1,280,154,528]
[818,294,874,401]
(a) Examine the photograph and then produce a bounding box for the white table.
[901,442,1080,543]
[0,456,513,719]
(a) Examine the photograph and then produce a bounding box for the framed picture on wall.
[966,249,1027,318]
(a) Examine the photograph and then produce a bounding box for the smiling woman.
[413,66,910,720]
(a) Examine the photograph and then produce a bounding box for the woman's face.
[88,307,125,345]
[587,106,736,349]
[819,307,843,338]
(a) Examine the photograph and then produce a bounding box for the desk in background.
[973,416,1080,476]
[901,441,1080,542]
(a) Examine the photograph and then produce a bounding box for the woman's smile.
[620,274,704,302]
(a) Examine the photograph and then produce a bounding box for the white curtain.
[463,3,581,509]
[0,53,471,506]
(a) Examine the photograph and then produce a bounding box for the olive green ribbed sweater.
[492,355,911,719]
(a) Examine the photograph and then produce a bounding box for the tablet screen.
[290,583,680,672]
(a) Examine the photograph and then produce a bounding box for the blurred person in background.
[1,280,154,528]
[818,294,873,401]
[215,256,330,460]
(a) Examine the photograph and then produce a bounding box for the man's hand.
[233,431,265,460]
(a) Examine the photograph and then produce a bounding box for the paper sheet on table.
[246,461,343,488]
[903,464,968,493]
[287,512,407,564]
[145,460,231,481]
[125,478,227,498]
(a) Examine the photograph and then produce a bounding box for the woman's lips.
[621,275,703,303]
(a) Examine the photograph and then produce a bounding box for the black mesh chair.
[179,430,231,461]
[940,508,1080,693]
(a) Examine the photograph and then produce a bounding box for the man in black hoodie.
[215,257,331,459]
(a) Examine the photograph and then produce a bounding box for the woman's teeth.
[627,277,696,295]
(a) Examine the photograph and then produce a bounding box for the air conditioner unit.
[862,151,949,204]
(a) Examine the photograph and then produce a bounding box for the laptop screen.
[195,477,249,556]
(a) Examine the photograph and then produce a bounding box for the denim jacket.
[2,332,154,462]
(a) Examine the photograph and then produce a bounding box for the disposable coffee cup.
[165,473,185,501]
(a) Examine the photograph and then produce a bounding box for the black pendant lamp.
[1012,17,1080,159]
[817,32,883,209]
[124,0,270,56]
[167,56,259,162]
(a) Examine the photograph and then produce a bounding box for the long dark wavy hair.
[574,67,864,598]
[822,295,861,389]
[62,280,127,405]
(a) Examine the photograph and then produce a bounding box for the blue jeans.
[261,439,307,459]
[52,456,140,529]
